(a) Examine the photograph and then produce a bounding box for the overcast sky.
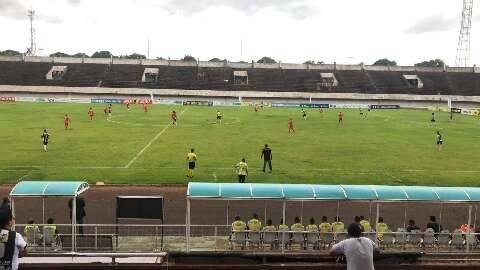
[1,0,480,66]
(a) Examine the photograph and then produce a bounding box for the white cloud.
[405,15,457,34]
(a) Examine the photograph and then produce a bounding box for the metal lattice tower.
[455,0,473,67]
[26,9,37,56]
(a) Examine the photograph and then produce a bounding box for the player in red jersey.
[319,108,324,118]
[143,101,149,113]
[288,118,295,133]
[171,110,178,126]
[64,114,71,129]
[338,111,344,126]
[88,107,95,120]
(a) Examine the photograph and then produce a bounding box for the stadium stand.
[1,57,480,96]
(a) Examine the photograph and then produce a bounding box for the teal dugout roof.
[187,183,480,202]
[10,181,90,197]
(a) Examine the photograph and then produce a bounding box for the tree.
[0,50,22,56]
[373,58,397,66]
[209,58,221,62]
[122,53,146,59]
[415,59,445,68]
[182,55,196,62]
[304,60,325,65]
[257,56,276,64]
[49,52,71,57]
[91,51,114,58]
[156,57,165,60]
[72,53,89,58]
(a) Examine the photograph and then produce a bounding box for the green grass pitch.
[0,102,479,186]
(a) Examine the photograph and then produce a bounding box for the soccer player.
[235,158,248,183]
[338,111,344,126]
[436,131,444,151]
[319,108,324,118]
[41,129,49,152]
[288,118,295,133]
[126,102,130,111]
[261,144,272,173]
[254,104,259,113]
[64,114,71,129]
[302,109,307,120]
[103,106,108,116]
[88,107,95,121]
[171,111,178,126]
[430,112,436,125]
[143,101,148,113]
[216,110,222,124]
[107,104,112,119]
[186,148,197,178]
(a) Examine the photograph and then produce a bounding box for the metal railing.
[14,224,480,254]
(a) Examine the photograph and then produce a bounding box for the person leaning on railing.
[319,216,332,236]
[0,208,27,270]
[231,216,246,232]
[360,216,371,232]
[376,217,389,241]
[291,217,304,232]
[247,213,262,231]
[24,220,42,245]
[332,217,345,234]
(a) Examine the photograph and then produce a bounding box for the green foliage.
[91,51,114,58]
[304,60,324,65]
[209,58,221,62]
[72,53,89,58]
[49,52,71,57]
[373,58,397,66]
[0,50,22,56]
[415,59,445,68]
[257,56,277,64]
[1,103,479,186]
[182,55,197,62]
[122,53,146,59]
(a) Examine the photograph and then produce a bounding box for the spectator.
[291,217,304,231]
[332,216,345,233]
[0,208,27,270]
[360,216,371,232]
[260,144,273,173]
[235,158,248,183]
[0,197,11,211]
[68,197,86,235]
[406,219,420,232]
[231,216,246,232]
[247,213,262,231]
[24,220,41,245]
[426,216,442,234]
[329,223,380,270]
[306,218,318,232]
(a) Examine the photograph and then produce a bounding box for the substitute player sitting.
[288,118,295,133]
[186,149,197,178]
[64,114,71,130]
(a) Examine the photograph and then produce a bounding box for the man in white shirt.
[329,223,380,270]
[0,208,27,270]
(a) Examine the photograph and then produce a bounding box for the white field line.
[124,108,188,169]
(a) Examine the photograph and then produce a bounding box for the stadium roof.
[10,181,90,197]
[187,183,480,202]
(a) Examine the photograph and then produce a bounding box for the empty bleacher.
[1,59,480,96]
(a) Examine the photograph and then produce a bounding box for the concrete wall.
[2,84,480,103]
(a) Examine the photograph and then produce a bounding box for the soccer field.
[0,102,479,186]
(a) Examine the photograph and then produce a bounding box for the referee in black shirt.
[261,144,272,173]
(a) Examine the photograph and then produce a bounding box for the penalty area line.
[124,108,188,169]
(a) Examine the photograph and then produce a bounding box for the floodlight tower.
[455,0,473,67]
[26,9,37,56]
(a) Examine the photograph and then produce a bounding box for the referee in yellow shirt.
[186,148,197,178]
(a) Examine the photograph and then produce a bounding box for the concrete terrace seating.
[62,63,109,87]
[334,70,375,93]
[446,72,480,96]
[102,64,144,88]
[366,71,410,94]
[0,61,52,86]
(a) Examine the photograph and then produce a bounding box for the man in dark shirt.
[261,144,272,173]
[406,219,420,232]
[426,216,442,238]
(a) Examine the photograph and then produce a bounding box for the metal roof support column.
[336,201,340,219]
[439,203,444,225]
[42,197,45,252]
[300,201,304,224]
[72,196,76,253]
[10,198,15,231]
[467,205,472,253]
[368,201,372,224]
[375,203,380,245]
[403,203,408,229]
[282,200,286,254]
[474,205,478,229]
[186,198,191,252]
[226,201,229,229]
[264,201,267,227]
